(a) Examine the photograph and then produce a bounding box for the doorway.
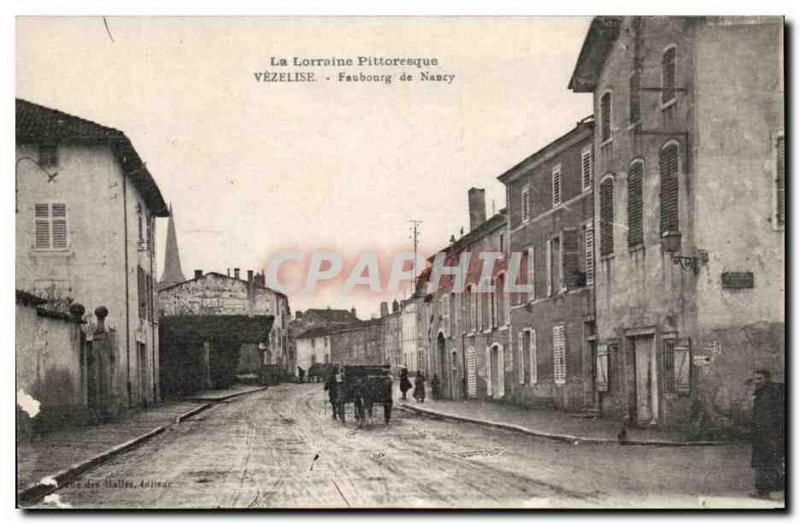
[633,336,657,425]
[437,333,447,396]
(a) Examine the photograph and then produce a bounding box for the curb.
[18,386,269,506]
[185,385,269,403]
[396,404,735,447]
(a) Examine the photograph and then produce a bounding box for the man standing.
[382,371,394,425]
[750,369,785,499]
[323,368,340,421]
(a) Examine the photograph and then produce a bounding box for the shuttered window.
[659,143,680,234]
[601,92,612,142]
[777,135,785,227]
[674,344,691,394]
[553,325,566,384]
[526,246,535,301]
[562,228,581,289]
[628,161,644,247]
[464,285,472,331]
[662,47,677,105]
[581,147,593,191]
[517,331,526,384]
[552,165,562,207]
[495,274,506,326]
[137,266,147,320]
[583,222,595,286]
[34,203,68,249]
[466,347,477,398]
[659,338,676,393]
[521,185,530,223]
[450,292,456,335]
[629,69,641,125]
[600,178,614,256]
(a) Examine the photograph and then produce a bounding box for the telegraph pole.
[408,220,422,292]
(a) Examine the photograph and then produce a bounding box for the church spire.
[159,203,187,289]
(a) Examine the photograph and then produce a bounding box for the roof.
[294,326,333,340]
[16,289,46,306]
[16,99,169,217]
[304,308,360,324]
[568,17,623,93]
[497,118,594,185]
[160,315,274,346]
[157,271,287,298]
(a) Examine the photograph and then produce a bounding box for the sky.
[16,16,592,318]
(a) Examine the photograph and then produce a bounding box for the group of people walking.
[399,367,427,402]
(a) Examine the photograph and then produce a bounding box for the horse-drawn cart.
[326,364,392,427]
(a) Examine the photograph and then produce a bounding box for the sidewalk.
[17,384,267,504]
[396,397,741,446]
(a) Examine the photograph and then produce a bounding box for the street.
[37,384,768,509]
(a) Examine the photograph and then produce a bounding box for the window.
[600,177,614,256]
[449,292,456,335]
[545,239,552,297]
[480,278,491,330]
[552,164,562,207]
[526,247,535,302]
[581,147,593,191]
[562,228,580,289]
[549,235,562,294]
[137,202,144,242]
[629,69,641,125]
[659,142,680,234]
[440,294,450,337]
[628,161,644,247]
[146,274,153,320]
[776,134,785,227]
[658,338,676,393]
[596,344,609,392]
[495,274,506,326]
[137,266,147,320]
[464,285,473,331]
[39,144,58,168]
[518,329,537,385]
[583,222,595,286]
[34,203,68,250]
[600,92,612,142]
[553,324,566,384]
[521,185,530,223]
[661,46,677,106]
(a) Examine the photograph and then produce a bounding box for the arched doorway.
[489,343,504,398]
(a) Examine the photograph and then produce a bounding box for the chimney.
[380,302,389,317]
[234,268,240,280]
[351,307,357,318]
[247,269,254,284]
[295,310,303,319]
[194,269,203,279]
[392,299,399,313]
[468,188,486,231]
[227,268,230,277]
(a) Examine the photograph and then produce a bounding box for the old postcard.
[14,16,785,509]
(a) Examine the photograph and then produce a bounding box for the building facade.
[569,17,784,432]
[425,189,510,401]
[15,99,169,409]
[498,120,596,411]
[295,327,332,373]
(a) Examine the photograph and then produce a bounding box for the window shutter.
[583,223,595,286]
[596,345,609,392]
[521,186,530,223]
[485,346,492,395]
[601,92,612,142]
[629,70,641,124]
[600,179,614,256]
[527,247,536,301]
[51,203,67,249]
[662,47,676,104]
[659,144,680,234]
[627,162,644,247]
[777,136,785,226]
[674,344,691,395]
[553,325,566,384]
[545,240,552,296]
[582,149,593,190]
[562,228,581,288]
[530,329,537,384]
[552,166,561,207]
[517,331,525,384]
[34,203,50,249]
[466,347,477,398]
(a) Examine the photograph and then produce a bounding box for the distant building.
[158,269,291,394]
[569,17,784,431]
[15,99,169,410]
[158,204,186,290]
[294,327,332,373]
[329,318,384,366]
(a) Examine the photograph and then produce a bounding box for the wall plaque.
[721,271,754,289]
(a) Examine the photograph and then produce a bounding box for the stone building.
[329,318,384,367]
[569,17,784,432]
[426,189,510,400]
[380,300,402,375]
[294,327,332,373]
[15,99,169,409]
[498,119,596,411]
[158,269,291,393]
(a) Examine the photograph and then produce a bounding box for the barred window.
[628,161,644,247]
[600,178,614,256]
[659,143,680,234]
[553,325,566,384]
[34,203,68,250]
[662,46,677,105]
[659,338,676,393]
